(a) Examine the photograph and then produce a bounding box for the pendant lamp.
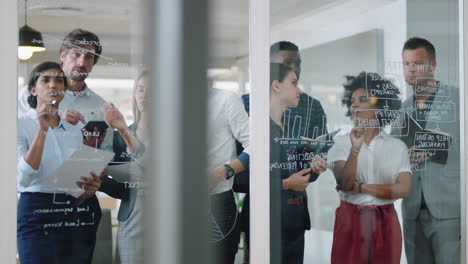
[18,0,46,60]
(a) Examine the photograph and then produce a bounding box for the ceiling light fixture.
[18,0,46,60]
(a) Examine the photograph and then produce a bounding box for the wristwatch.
[224,164,235,180]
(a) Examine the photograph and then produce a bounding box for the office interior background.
[0,0,467,263]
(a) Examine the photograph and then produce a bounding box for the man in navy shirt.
[241,41,328,139]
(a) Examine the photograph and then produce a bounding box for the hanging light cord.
[24,0,27,26]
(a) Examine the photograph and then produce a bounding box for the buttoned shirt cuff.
[237,152,249,170]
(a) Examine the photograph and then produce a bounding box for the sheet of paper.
[43,145,115,198]
[106,162,144,183]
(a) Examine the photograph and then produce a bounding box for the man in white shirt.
[19,28,112,151]
[207,88,250,264]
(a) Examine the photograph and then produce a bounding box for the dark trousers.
[241,228,305,264]
[18,237,96,264]
[282,230,305,264]
[210,191,240,264]
[403,209,461,264]
[241,193,307,264]
[17,192,101,264]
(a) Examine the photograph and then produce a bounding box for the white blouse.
[18,84,113,152]
[17,109,84,193]
[327,131,412,205]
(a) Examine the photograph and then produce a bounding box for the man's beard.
[69,71,88,82]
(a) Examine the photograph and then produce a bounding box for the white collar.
[67,83,92,97]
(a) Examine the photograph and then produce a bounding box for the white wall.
[0,0,17,263]
[407,0,459,91]
[271,0,407,65]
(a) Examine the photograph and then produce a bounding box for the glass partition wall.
[265,0,464,263]
[15,1,147,263]
[0,0,466,263]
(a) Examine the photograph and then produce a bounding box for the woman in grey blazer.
[103,71,148,264]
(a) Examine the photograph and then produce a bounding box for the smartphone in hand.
[82,121,109,137]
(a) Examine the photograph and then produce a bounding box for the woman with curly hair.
[327,72,412,264]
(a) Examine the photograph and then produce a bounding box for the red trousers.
[331,200,402,264]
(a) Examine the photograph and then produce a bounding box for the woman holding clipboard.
[17,62,106,263]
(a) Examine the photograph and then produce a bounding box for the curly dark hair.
[342,71,402,125]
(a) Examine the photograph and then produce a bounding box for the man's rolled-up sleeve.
[226,93,250,155]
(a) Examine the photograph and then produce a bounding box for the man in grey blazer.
[397,37,460,263]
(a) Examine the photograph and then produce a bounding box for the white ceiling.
[19,0,348,75]
[20,0,135,77]
[209,0,344,67]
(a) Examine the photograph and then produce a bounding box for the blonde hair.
[132,70,147,125]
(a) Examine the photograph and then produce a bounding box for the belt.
[287,197,304,205]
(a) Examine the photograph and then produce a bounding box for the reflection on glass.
[101,71,148,264]
[269,1,461,262]
[17,20,145,263]
[206,84,250,263]
[328,72,410,263]
[17,61,105,263]
[239,41,330,263]
[269,62,328,263]
[396,38,461,264]
[17,29,113,264]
